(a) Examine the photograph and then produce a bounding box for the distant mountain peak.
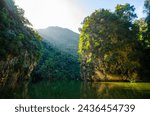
[37,26,79,57]
[39,26,79,34]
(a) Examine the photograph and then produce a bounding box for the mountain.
[38,26,79,57]
[31,27,80,82]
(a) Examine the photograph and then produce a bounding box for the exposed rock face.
[0,53,37,89]
[0,0,41,90]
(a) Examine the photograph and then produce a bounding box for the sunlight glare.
[14,0,84,32]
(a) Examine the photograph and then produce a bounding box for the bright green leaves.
[33,31,42,41]
[17,33,24,40]
[79,5,144,82]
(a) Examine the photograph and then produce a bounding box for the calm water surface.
[1,81,150,99]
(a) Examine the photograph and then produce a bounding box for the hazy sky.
[14,0,145,32]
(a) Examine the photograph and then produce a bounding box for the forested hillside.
[31,41,80,82]
[31,27,80,82]
[38,26,79,57]
[79,3,150,82]
[0,0,80,98]
[0,0,41,89]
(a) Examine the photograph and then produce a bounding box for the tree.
[79,5,141,82]
[115,3,137,21]
[0,0,42,90]
[144,0,150,22]
[137,0,150,80]
[143,0,150,47]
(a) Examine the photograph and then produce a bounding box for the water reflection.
[0,81,29,99]
[80,82,150,99]
[0,81,150,99]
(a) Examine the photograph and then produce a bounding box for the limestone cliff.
[0,0,41,89]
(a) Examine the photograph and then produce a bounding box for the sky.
[14,0,145,33]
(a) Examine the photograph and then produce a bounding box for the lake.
[0,81,150,99]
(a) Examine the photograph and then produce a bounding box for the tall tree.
[137,0,150,80]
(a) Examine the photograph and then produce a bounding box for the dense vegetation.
[38,26,79,57]
[31,41,80,82]
[0,0,41,89]
[0,0,80,90]
[79,3,150,82]
[0,0,150,99]
[0,0,80,97]
[31,26,80,82]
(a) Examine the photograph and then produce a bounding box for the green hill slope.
[38,26,79,57]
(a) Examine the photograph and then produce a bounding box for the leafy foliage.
[31,41,80,82]
[79,3,150,82]
[0,0,41,88]
[115,3,137,21]
[0,0,41,60]
[38,26,79,58]
[31,27,80,82]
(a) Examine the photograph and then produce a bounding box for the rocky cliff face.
[0,0,41,90]
[0,53,37,89]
